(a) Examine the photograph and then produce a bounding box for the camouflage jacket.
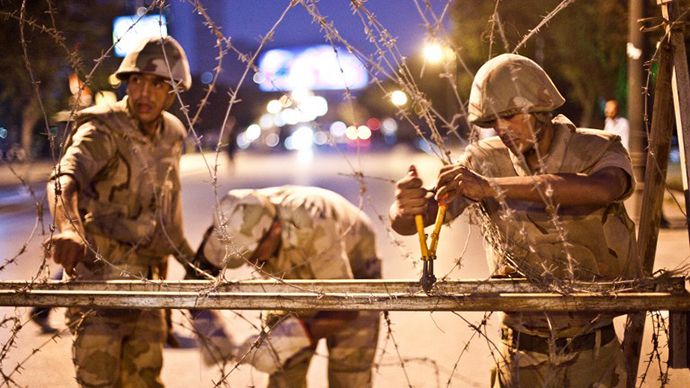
[208,186,381,280]
[53,98,190,272]
[450,115,641,336]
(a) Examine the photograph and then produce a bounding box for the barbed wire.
[1,0,689,387]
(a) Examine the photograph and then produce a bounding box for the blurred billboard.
[112,14,168,57]
[256,45,368,91]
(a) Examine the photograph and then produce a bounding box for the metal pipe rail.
[0,278,687,312]
[0,278,690,313]
[1,278,685,293]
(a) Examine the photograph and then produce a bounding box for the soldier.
[390,54,641,387]
[44,36,194,387]
[188,186,382,388]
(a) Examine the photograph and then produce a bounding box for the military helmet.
[114,36,192,91]
[203,189,277,269]
[468,53,565,127]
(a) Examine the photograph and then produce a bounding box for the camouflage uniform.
[451,54,640,387]
[203,186,382,388]
[455,115,637,387]
[53,97,191,387]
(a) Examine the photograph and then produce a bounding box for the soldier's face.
[494,113,538,155]
[126,73,174,126]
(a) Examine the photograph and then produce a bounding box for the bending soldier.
[45,36,194,387]
[189,185,382,388]
[390,54,641,387]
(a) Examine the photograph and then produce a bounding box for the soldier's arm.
[47,175,82,232]
[184,226,221,279]
[437,166,629,207]
[491,167,627,205]
[45,124,115,275]
[46,175,87,275]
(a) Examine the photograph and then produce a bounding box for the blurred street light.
[346,125,358,141]
[421,38,457,120]
[259,114,274,128]
[357,125,372,140]
[245,124,261,141]
[422,40,455,65]
[291,88,311,103]
[390,90,408,106]
[423,41,444,64]
[267,99,282,114]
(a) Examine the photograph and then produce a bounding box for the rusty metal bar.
[0,278,685,293]
[0,278,687,311]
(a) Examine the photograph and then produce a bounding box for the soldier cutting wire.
[390,54,641,387]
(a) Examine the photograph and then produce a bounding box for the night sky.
[169,0,450,83]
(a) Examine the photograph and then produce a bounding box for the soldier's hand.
[393,165,432,218]
[436,165,493,203]
[44,229,87,276]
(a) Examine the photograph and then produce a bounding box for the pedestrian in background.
[604,98,674,228]
[604,99,630,151]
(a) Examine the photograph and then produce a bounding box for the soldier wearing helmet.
[45,35,194,387]
[187,186,382,388]
[390,53,640,387]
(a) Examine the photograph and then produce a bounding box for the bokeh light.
[266,100,282,114]
[390,90,408,106]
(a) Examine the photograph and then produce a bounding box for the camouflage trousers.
[492,325,626,387]
[267,310,380,388]
[68,308,166,388]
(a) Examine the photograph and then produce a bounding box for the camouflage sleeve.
[169,143,194,261]
[184,227,221,279]
[590,139,635,200]
[52,123,116,191]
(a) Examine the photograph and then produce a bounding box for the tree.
[0,1,124,159]
[450,1,628,127]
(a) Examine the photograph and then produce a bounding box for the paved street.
[1,149,689,387]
